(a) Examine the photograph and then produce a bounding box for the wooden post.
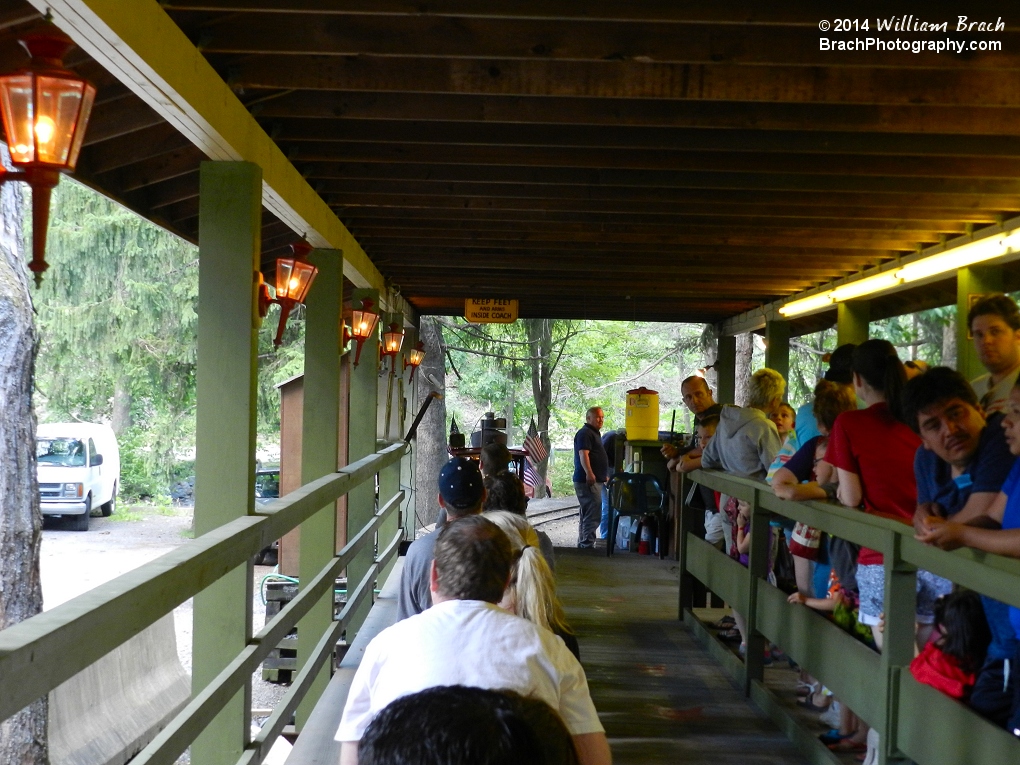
[400,328,418,542]
[837,301,870,346]
[296,248,343,728]
[346,288,380,638]
[764,320,790,395]
[957,266,1003,383]
[677,474,695,621]
[192,161,261,765]
[743,488,770,695]
[716,335,737,406]
[879,535,916,764]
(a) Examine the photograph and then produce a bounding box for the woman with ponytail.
[484,511,580,659]
[824,339,930,650]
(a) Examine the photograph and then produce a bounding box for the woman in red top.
[825,339,921,650]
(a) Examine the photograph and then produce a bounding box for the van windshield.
[37,438,87,467]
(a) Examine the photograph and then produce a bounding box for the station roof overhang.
[3,1,1019,327]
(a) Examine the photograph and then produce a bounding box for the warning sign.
[465,298,518,324]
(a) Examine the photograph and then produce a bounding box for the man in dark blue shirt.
[904,367,1017,726]
[573,407,609,548]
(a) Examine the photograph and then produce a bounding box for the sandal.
[717,628,742,643]
[711,616,736,629]
[818,729,849,746]
[797,697,830,713]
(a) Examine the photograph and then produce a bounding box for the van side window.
[89,439,98,465]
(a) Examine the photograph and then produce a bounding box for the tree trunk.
[111,366,132,435]
[414,316,447,527]
[734,332,754,406]
[524,319,553,483]
[942,321,957,369]
[0,155,48,764]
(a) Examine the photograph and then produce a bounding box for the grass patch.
[109,510,145,522]
[180,528,195,539]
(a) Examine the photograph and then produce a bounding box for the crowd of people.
[340,445,610,765]
[667,292,1020,762]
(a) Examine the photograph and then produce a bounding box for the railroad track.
[526,503,579,527]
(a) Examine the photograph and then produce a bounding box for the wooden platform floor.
[557,548,808,765]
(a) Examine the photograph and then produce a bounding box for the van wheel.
[101,484,116,517]
[71,496,91,531]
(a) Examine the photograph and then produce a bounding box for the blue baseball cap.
[438,457,484,511]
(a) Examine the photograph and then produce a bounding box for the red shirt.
[824,402,920,565]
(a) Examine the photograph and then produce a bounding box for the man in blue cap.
[396,457,486,620]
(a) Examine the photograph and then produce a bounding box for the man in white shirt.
[336,515,611,765]
[968,293,1020,414]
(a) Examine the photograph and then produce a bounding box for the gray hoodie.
[700,405,781,480]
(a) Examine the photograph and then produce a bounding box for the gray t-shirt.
[396,529,438,621]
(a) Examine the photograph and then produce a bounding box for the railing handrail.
[0,441,407,724]
[689,468,1020,609]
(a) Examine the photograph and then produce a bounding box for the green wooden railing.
[0,441,407,765]
[680,469,1020,765]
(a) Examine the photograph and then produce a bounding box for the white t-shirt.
[334,599,603,741]
[972,366,1020,415]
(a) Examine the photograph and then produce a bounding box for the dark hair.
[934,590,991,675]
[852,339,907,420]
[812,380,858,432]
[480,443,511,477]
[901,367,980,434]
[696,414,719,431]
[483,472,528,515]
[967,293,1020,332]
[681,375,711,392]
[434,516,513,603]
[359,686,579,765]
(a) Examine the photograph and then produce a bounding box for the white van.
[37,423,120,531]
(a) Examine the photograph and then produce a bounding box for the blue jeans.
[600,483,611,538]
[574,481,602,548]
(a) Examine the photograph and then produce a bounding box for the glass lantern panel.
[0,74,35,164]
[351,308,380,339]
[409,348,426,366]
[34,75,85,166]
[289,260,317,302]
[66,83,95,169]
[383,330,404,354]
[275,258,295,299]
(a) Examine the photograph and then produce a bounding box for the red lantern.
[403,341,426,381]
[0,22,96,285]
[380,321,405,371]
[350,297,379,367]
[258,242,319,347]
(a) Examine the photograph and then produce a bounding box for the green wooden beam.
[764,320,790,396]
[956,266,1002,382]
[193,161,261,765]
[346,288,381,638]
[296,248,343,728]
[715,335,736,405]
[837,301,870,345]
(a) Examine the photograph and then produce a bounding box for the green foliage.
[33,178,199,496]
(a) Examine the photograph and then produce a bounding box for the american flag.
[523,418,547,489]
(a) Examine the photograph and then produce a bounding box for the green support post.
[879,535,916,765]
[677,473,695,621]
[347,288,380,638]
[716,335,736,406]
[378,455,402,586]
[192,162,261,765]
[764,320,790,395]
[743,488,770,696]
[837,301,870,346]
[957,266,1002,382]
[296,248,343,728]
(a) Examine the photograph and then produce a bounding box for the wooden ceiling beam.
[94,144,208,193]
[306,165,1020,196]
[78,123,195,176]
[160,1,1009,26]
[259,118,1020,159]
[176,14,1019,69]
[346,217,952,236]
[339,203,992,226]
[228,55,1020,107]
[325,187,1020,214]
[254,92,1020,136]
[82,97,167,146]
[288,142,1020,180]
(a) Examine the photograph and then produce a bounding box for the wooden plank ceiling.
[3,1,1020,326]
